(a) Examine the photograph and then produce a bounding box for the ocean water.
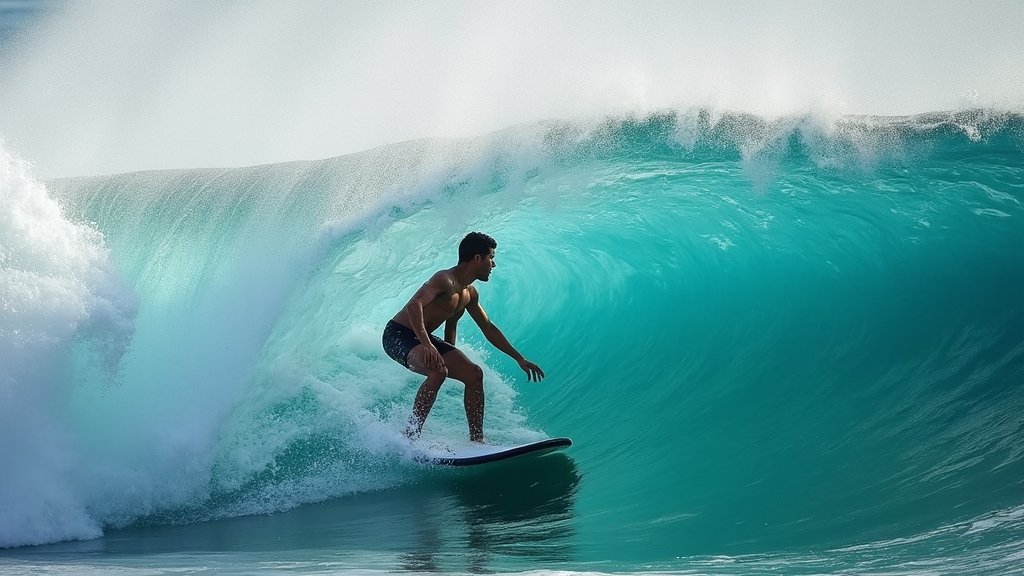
[1,109,1023,575]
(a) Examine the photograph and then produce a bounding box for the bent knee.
[430,365,449,380]
[461,363,483,386]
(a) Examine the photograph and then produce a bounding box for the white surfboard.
[412,437,572,466]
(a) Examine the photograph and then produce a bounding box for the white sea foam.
[0,141,136,547]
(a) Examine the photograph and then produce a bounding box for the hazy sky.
[1,1,1022,178]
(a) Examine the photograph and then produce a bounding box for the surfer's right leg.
[404,344,448,439]
[383,321,452,438]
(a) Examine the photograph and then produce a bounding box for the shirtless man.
[382,232,545,443]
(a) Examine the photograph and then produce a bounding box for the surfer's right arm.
[403,273,448,368]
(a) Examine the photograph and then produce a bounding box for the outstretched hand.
[518,358,545,382]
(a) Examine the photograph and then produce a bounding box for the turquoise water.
[1,110,1023,574]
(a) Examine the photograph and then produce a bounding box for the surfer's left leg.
[440,349,485,443]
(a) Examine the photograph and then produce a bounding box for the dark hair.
[458,232,496,263]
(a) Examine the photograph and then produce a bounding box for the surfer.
[382,232,545,443]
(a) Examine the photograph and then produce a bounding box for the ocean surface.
[1,109,1023,575]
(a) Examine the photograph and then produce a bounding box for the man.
[382,232,545,443]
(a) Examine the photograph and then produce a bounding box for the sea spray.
[0,142,135,546]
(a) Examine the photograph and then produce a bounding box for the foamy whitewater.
[1,2,1024,575]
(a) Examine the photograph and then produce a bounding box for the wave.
[0,110,1022,564]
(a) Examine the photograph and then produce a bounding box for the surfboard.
[413,437,572,466]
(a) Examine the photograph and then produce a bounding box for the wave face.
[1,110,1023,572]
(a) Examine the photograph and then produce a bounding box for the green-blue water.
[1,110,1023,574]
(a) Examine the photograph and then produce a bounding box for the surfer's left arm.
[444,308,463,345]
[466,286,545,382]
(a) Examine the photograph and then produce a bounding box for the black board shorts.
[382,320,456,368]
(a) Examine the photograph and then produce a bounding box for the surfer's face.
[478,249,495,281]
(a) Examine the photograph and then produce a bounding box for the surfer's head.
[459,232,497,281]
